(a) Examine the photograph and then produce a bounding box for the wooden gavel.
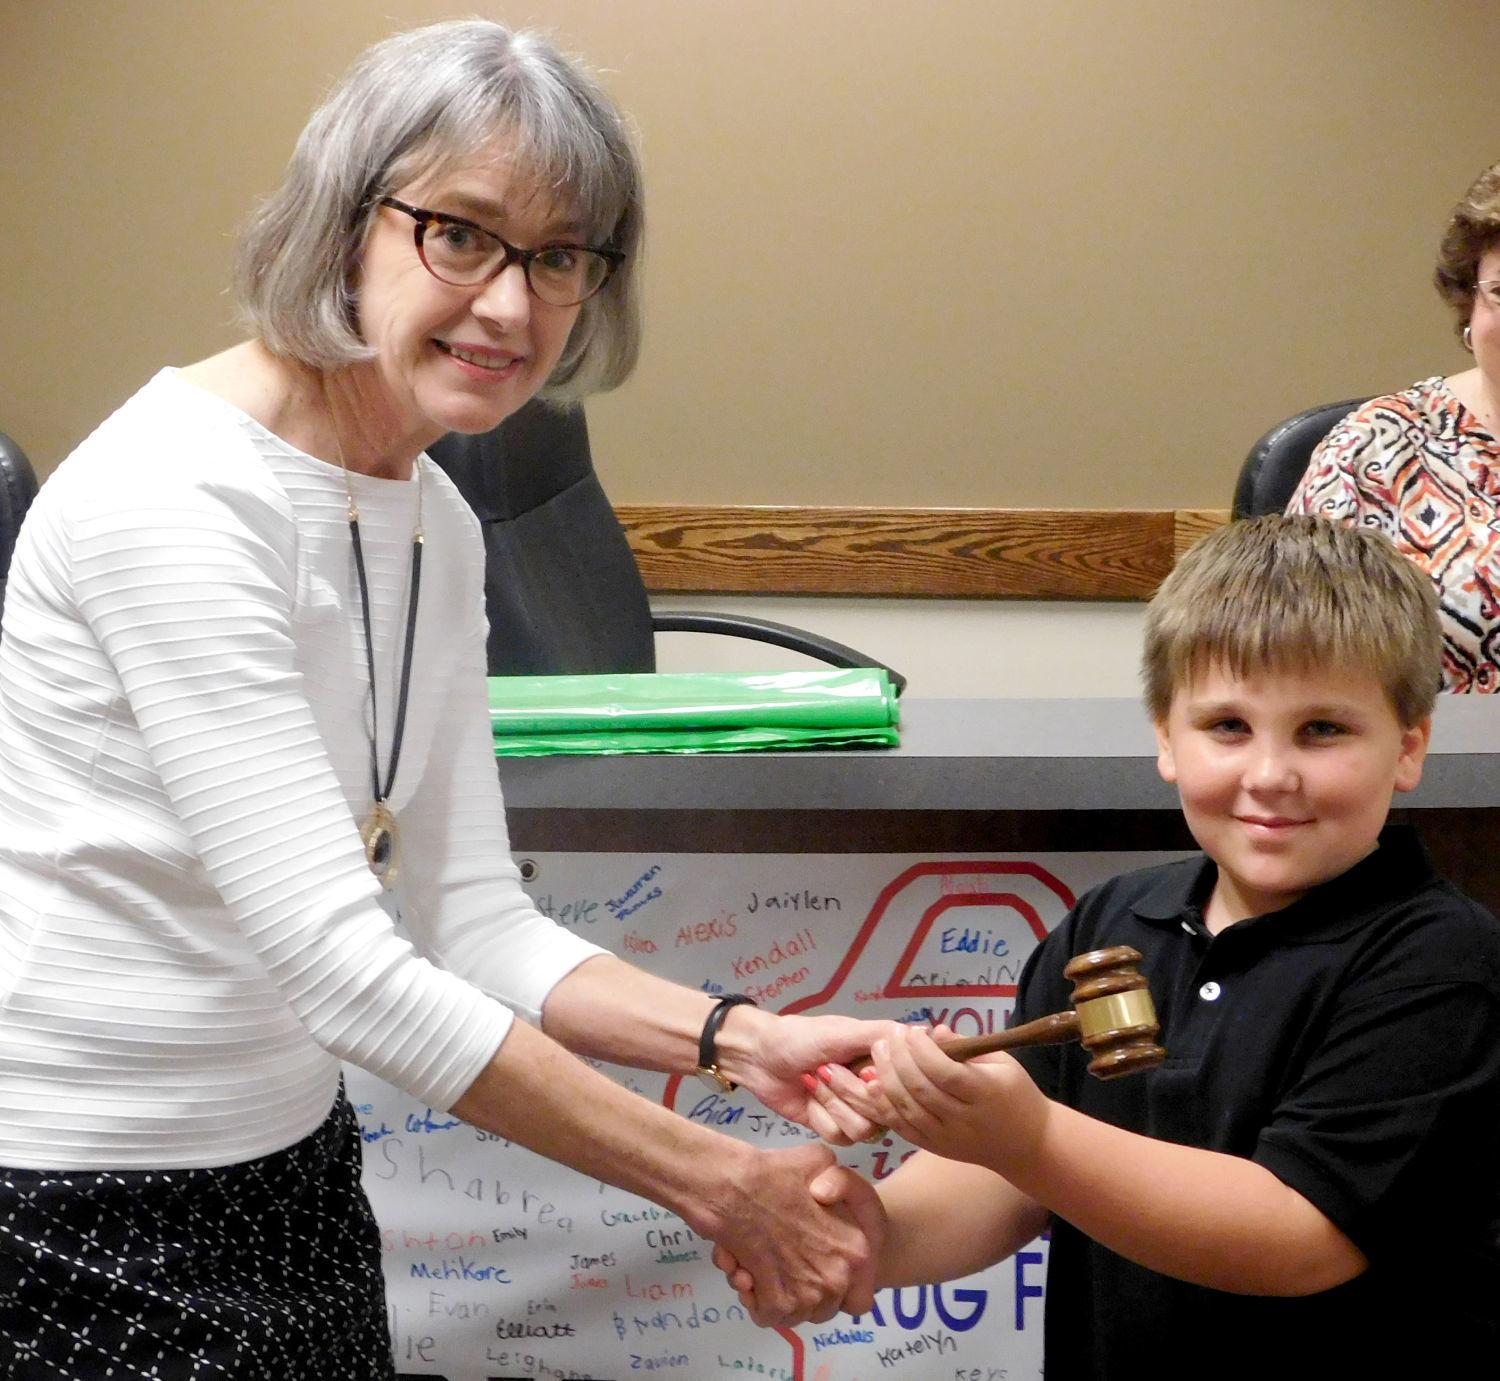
[853,945,1165,1080]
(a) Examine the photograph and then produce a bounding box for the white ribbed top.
[0,370,603,1169]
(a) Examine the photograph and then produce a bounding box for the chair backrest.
[1232,397,1370,519]
[426,401,655,676]
[0,431,40,633]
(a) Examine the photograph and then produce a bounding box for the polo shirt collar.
[1130,824,1435,946]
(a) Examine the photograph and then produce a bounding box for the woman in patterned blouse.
[1289,160,1500,692]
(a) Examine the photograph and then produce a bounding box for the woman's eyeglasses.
[378,196,623,307]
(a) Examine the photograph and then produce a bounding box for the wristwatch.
[694,994,757,1092]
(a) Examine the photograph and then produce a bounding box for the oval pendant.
[361,801,400,885]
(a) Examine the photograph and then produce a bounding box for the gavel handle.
[848,1010,1080,1074]
[939,1011,1080,1062]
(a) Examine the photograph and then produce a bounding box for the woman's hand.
[538,960,904,1143]
[706,1143,880,1327]
[714,1161,887,1321]
[722,1009,911,1145]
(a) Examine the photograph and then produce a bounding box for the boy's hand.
[860,1025,1051,1171]
[788,1022,955,1140]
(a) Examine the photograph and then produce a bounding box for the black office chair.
[427,402,906,691]
[1231,397,1370,519]
[0,431,40,635]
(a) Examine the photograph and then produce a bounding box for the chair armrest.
[651,609,906,695]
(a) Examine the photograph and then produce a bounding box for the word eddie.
[939,927,1013,957]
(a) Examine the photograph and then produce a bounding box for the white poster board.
[349,847,1185,1381]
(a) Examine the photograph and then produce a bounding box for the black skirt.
[0,1085,393,1380]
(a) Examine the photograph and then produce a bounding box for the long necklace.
[326,386,424,884]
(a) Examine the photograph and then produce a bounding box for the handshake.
[691,1010,1046,1328]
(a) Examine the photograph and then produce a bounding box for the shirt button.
[1199,981,1222,1001]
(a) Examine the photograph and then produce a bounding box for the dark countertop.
[496,696,1500,812]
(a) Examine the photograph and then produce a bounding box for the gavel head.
[1062,945,1165,1079]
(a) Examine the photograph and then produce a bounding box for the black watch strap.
[695,994,757,1092]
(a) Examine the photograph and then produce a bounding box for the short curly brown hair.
[1433,159,1500,341]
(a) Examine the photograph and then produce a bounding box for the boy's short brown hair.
[1142,515,1441,727]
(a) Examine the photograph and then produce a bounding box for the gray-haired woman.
[0,20,891,1377]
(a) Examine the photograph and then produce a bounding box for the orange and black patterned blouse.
[1288,376,1500,692]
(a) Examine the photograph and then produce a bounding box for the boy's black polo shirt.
[1010,826,1500,1379]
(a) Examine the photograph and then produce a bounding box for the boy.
[725,515,1500,1374]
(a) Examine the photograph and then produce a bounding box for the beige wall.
[649,592,1151,699]
[3,1,1495,513]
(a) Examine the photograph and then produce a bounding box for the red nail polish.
[818,1064,834,1084]
[800,1072,820,1093]
[860,1067,878,1083]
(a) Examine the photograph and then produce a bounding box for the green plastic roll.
[488,669,900,756]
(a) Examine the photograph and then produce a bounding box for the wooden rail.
[615,505,1231,600]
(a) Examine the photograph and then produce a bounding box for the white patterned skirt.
[0,1085,393,1380]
